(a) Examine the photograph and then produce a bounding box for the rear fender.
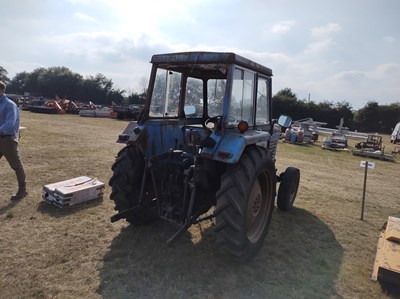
[116,121,143,144]
[201,130,272,163]
[118,120,186,158]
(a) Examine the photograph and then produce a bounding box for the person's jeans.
[0,135,26,191]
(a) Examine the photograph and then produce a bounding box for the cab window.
[256,77,270,125]
[150,69,181,117]
[229,68,255,126]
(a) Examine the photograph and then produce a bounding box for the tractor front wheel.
[214,146,276,262]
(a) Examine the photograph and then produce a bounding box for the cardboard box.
[43,176,105,207]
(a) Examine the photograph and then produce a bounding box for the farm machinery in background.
[322,131,349,150]
[352,134,395,161]
[321,118,350,150]
[283,118,327,144]
[288,117,397,160]
[112,103,144,120]
[25,97,118,118]
[281,118,362,149]
[29,98,80,114]
[80,101,145,119]
[355,135,383,151]
[79,101,116,118]
[109,51,300,261]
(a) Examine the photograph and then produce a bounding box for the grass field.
[0,111,399,299]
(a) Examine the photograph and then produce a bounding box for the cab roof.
[150,51,273,77]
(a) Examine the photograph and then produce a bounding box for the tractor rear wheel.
[277,167,300,211]
[109,144,157,225]
[214,146,276,262]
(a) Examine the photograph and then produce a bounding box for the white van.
[391,122,400,144]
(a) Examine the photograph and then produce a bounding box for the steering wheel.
[204,115,222,130]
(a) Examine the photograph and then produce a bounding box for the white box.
[43,176,105,208]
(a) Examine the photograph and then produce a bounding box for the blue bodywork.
[120,120,281,164]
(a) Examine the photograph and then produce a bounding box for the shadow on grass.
[36,197,103,217]
[97,207,343,299]
[0,200,19,216]
[379,280,400,298]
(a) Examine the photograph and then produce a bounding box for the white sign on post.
[360,161,375,169]
[359,160,375,221]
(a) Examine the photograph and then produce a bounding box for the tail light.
[238,121,249,133]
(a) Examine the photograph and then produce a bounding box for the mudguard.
[201,130,276,164]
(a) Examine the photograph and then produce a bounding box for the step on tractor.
[109,52,300,261]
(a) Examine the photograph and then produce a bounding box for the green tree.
[126,91,146,105]
[273,88,301,119]
[7,67,125,105]
[354,101,381,132]
[355,101,400,133]
[273,89,355,129]
[80,73,124,105]
[25,68,46,95]
[276,87,297,99]
[37,67,82,99]
[0,66,11,85]
[9,71,29,94]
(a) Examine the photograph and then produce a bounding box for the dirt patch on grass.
[0,111,399,298]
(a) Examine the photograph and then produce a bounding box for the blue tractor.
[109,52,300,261]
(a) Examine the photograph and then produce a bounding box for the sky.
[1,0,399,109]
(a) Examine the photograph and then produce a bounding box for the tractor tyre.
[277,167,300,211]
[214,146,276,262]
[109,144,157,225]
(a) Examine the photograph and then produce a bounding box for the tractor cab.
[120,52,277,162]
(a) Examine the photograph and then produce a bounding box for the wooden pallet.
[372,216,400,284]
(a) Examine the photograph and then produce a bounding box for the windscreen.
[149,65,227,119]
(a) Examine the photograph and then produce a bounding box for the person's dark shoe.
[10,189,28,201]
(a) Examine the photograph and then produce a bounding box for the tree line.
[1,66,399,133]
[0,66,145,106]
[273,88,399,134]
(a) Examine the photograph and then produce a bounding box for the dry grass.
[0,111,399,299]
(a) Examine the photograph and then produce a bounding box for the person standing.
[0,81,27,200]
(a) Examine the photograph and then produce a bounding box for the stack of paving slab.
[42,176,105,208]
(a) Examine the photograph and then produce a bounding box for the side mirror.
[184,105,196,116]
[277,115,292,128]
